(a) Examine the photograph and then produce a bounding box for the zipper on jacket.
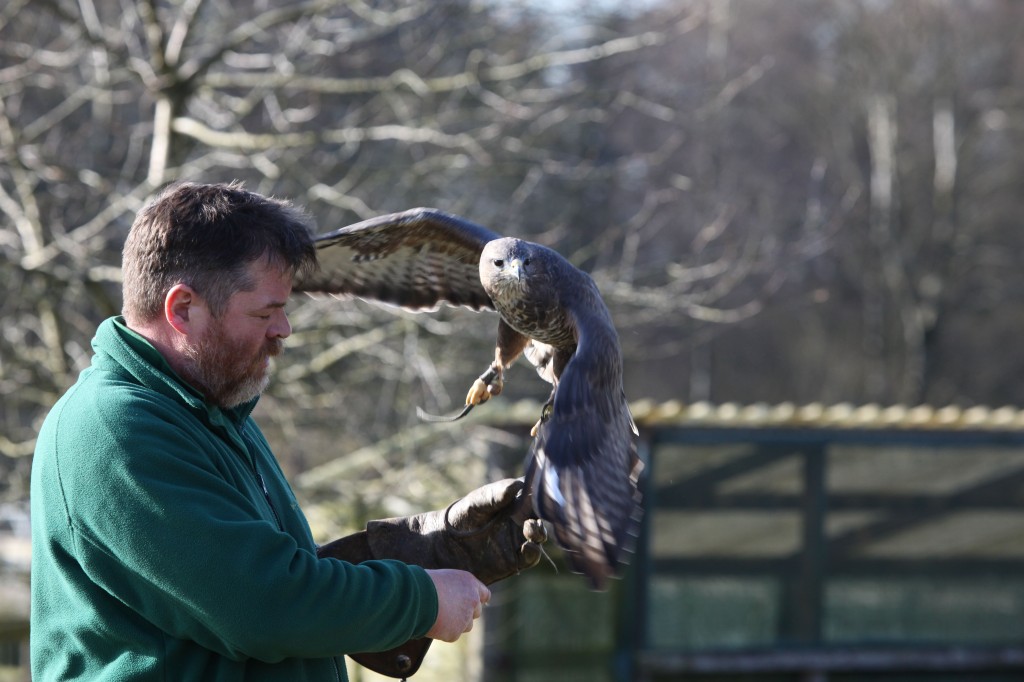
[254,467,284,532]
[233,422,285,532]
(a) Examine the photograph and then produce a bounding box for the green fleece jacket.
[31,316,438,681]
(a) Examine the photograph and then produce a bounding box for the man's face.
[180,261,293,408]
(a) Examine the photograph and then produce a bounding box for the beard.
[179,322,283,409]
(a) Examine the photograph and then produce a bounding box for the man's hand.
[424,569,490,642]
[316,479,546,679]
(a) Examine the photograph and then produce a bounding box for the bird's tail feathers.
[526,421,642,591]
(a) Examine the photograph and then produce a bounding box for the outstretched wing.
[294,207,500,312]
[525,305,643,590]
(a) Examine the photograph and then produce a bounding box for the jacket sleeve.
[51,388,438,663]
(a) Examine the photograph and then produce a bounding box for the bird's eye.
[523,258,532,266]
[493,259,504,268]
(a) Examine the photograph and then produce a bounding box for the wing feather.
[294,208,500,312]
[524,306,642,590]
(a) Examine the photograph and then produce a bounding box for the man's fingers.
[426,569,491,642]
[468,579,488,630]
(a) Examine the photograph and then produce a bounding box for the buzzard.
[294,208,642,589]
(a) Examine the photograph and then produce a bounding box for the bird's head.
[479,238,536,300]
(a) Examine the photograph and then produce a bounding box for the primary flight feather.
[294,208,643,589]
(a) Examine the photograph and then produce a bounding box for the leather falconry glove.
[366,476,546,583]
[316,477,547,679]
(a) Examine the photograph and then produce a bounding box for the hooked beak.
[508,258,523,281]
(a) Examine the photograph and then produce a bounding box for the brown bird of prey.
[294,208,642,589]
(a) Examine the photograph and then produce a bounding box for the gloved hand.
[316,478,547,680]
[365,477,547,585]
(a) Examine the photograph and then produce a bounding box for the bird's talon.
[416,404,475,423]
[466,367,504,406]
[465,379,491,406]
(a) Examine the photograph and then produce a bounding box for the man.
[31,182,539,681]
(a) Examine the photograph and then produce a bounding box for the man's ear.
[165,284,202,335]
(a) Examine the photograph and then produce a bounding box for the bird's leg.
[418,346,508,423]
[467,332,524,407]
[419,363,500,423]
[418,344,511,423]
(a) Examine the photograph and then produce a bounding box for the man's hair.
[122,182,318,323]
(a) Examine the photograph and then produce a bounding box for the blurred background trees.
[2,0,1023,526]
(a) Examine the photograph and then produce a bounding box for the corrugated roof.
[488,399,1024,431]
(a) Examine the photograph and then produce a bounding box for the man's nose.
[269,310,291,339]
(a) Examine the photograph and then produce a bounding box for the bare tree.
[4,0,1022,516]
[0,1,730,519]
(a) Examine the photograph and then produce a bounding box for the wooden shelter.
[483,401,1024,682]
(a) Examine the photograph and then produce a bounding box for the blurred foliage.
[2,0,1023,531]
